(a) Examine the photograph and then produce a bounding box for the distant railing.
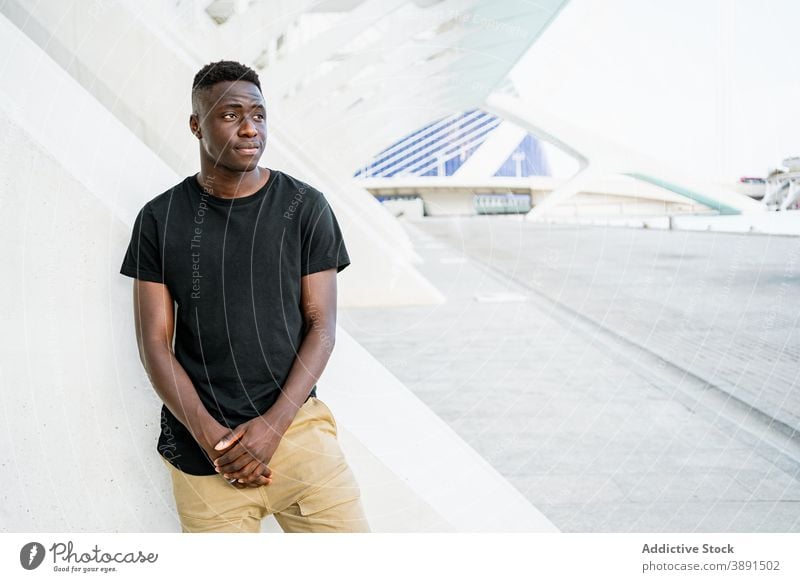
[474,193,531,215]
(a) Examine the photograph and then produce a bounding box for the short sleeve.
[120,204,164,283]
[301,195,350,276]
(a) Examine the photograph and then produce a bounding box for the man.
[120,60,369,533]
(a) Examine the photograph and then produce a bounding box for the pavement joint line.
[447,242,800,472]
[534,220,800,239]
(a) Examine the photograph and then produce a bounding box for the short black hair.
[191,60,262,114]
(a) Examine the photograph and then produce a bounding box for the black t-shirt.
[120,169,350,475]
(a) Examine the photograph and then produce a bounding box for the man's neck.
[197,165,269,199]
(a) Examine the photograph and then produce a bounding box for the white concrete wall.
[541,193,704,218]
[420,191,478,216]
[670,211,800,236]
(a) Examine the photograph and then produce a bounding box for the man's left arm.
[213,268,339,483]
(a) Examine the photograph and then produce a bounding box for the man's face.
[191,80,267,173]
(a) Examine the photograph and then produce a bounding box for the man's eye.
[254,114,265,121]
[223,113,236,119]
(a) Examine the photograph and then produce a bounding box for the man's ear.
[189,113,202,139]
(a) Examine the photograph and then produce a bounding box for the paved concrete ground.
[339,216,800,532]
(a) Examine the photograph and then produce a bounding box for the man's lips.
[235,144,260,155]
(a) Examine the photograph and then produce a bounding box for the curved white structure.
[485,91,766,218]
[0,1,565,532]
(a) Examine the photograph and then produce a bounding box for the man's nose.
[239,118,257,136]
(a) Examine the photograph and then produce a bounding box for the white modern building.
[0,0,566,533]
[1,0,794,534]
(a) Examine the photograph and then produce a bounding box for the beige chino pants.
[162,397,369,533]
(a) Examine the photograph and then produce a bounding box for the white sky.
[510,0,800,182]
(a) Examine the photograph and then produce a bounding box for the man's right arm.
[133,279,228,461]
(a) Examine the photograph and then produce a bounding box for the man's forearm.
[140,343,224,449]
[265,326,335,433]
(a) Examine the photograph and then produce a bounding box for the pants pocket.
[296,466,362,516]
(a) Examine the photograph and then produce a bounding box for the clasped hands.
[207,414,284,489]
